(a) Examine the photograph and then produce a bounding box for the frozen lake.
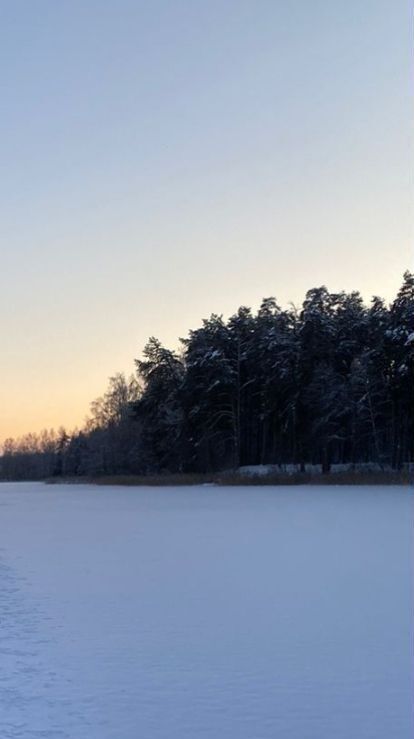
[0,482,412,738]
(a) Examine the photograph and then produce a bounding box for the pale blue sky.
[0,0,412,438]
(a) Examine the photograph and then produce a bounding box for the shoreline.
[40,469,412,487]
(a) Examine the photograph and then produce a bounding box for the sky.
[0,0,412,440]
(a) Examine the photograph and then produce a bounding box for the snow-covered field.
[0,483,412,738]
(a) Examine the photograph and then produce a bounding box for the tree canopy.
[1,273,413,480]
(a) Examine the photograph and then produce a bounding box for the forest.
[1,271,413,481]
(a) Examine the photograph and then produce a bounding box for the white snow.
[238,464,279,476]
[0,482,412,738]
[238,462,398,476]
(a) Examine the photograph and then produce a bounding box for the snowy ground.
[0,483,412,739]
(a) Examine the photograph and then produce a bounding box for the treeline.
[1,272,413,480]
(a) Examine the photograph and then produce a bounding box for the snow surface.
[0,482,412,738]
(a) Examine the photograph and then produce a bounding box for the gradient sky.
[1,0,412,441]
